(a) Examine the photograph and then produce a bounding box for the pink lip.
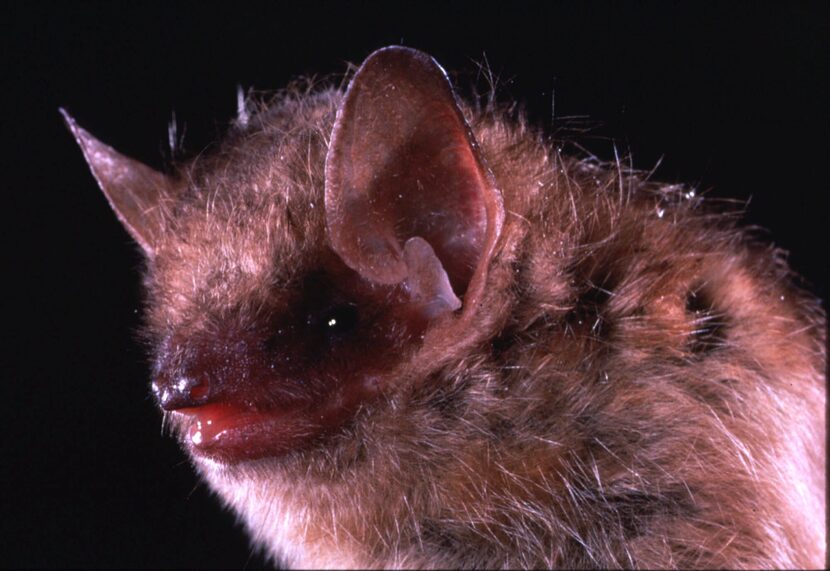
[175,403,321,463]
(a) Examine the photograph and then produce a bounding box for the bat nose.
[152,370,211,410]
[151,327,276,412]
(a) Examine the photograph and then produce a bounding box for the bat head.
[64,46,504,463]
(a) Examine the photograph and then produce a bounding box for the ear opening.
[325,46,504,310]
[61,108,174,256]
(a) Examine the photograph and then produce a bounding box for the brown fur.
[87,57,826,568]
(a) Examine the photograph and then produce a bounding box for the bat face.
[64,47,502,466]
[65,46,825,568]
[150,253,420,463]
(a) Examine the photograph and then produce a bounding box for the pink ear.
[61,109,174,256]
[325,46,503,303]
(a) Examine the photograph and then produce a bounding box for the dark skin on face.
[153,254,430,463]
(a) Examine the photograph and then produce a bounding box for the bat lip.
[173,402,325,463]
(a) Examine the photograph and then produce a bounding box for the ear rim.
[325,45,505,316]
[60,108,172,257]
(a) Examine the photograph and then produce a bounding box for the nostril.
[189,381,210,400]
[152,372,211,410]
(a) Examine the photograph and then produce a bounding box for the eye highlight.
[311,303,359,343]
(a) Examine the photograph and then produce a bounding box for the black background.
[4,2,827,568]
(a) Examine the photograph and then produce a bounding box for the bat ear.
[325,46,504,316]
[61,109,175,257]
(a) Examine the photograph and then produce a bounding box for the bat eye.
[315,303,359,342]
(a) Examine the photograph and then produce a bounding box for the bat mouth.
[172,402,328,463]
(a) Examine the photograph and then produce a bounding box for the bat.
[63,46,826,569]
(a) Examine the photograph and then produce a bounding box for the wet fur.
[140,78,826,568]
